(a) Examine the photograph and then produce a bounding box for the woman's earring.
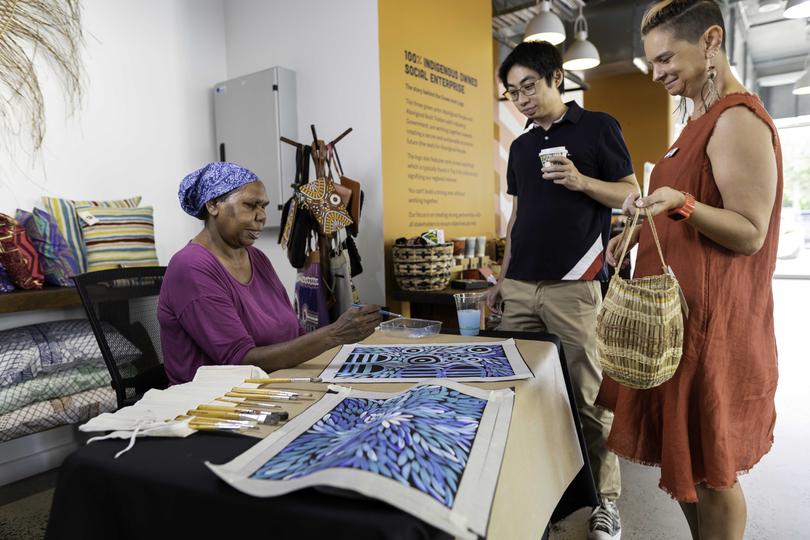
[676,96,688,122]
[704,65,720,111]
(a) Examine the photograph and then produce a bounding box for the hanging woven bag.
[596,208,684,389]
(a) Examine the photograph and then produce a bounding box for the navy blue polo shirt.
[506,101,633,281]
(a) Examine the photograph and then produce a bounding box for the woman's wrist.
[319,325,340,349]
[668,191,696,221]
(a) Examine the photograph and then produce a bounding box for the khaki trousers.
[498,278,620,501]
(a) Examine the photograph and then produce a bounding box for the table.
[45,331,597,539]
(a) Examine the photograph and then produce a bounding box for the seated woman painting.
[158,162,380,384]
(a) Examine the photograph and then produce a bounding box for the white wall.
[0,0,228,328]
[223,0,385,305]
[0,0,227,271]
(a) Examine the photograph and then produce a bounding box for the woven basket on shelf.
[596,208,684,389]
[393,260,453,276]
[392,243,453,291]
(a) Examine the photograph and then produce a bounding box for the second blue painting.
[320,338,532,383]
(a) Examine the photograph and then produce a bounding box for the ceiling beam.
[493,0,581,21]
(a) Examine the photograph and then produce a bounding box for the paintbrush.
[188,423,254,432]
[243,377,322,384]
[198,404,289,421]
[178,414,258,427]
[187,419,259,431]
[215,397,281,410]
[351,303,403,319]
[233,387,312,397]
[230,387,305,397]
[186,409,280,425]
[177,415,259,431]
[225,391,298,401]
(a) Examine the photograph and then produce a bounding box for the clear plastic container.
[378,318,442,339]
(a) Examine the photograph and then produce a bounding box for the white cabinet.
[213,67,298,228]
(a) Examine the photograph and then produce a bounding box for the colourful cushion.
[0,213,44,290]
[41,196,142,273]
[0,263,15,293]
[75,205,159,272]
[15,209,81,287]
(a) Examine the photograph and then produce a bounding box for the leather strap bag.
[596,208,685,389]
[330,146,362,237]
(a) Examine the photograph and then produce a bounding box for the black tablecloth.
[45,331,596,539]
[45,432,451,540]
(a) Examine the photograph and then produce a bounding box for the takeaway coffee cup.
[539,146,568,168]
[464,237,476,258]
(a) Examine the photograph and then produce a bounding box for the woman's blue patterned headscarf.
[178,162,259,218]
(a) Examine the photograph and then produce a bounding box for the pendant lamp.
[784,0,810,18]
[563,7,600,71]
[793,58,810,95]
[757,0,782,13]
[524,0,566,45]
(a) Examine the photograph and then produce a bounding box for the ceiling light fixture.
[784,0,810,18]
[563,6,600,71]
[524,0,566,45]
[793,58,810,95]
[758,0,782,13]
[757,70,804,87]
[633,56,650,74]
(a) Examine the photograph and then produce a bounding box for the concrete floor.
[0,469,57,540]
[1,280,808,540]
[552,279,810,539]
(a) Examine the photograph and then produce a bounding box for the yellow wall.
[378,0,494,297]
[585,72,673,187]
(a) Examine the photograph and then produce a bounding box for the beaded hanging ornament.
[298,178,353,235]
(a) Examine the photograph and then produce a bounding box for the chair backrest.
[73,266,169,409]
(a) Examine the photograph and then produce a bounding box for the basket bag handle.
[616,207,690,319]
[616,207,668,275]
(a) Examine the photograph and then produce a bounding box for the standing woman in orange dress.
[600,1,781,538]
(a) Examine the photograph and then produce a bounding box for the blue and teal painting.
[251,385,487,507]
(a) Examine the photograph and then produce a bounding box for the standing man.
[489,41,638,540]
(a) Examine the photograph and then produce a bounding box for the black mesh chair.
[73,266,169,409]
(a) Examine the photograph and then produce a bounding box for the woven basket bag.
[596,208,684,389]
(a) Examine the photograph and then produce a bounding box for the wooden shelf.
[0,287,82,314]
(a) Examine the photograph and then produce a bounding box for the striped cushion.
[14,208,81,287]
[41,196,142,273]
[75,205,159,272]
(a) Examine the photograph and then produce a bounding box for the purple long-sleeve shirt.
[158,243,303,384]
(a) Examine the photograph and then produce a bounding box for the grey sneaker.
[588,500,621,540]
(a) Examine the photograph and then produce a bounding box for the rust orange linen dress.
[597,94,782,502]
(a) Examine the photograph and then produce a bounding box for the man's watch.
[667,191,696,221]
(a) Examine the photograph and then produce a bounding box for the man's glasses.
[502,80,541,102]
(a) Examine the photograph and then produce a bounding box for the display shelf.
[0,287,82,314]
